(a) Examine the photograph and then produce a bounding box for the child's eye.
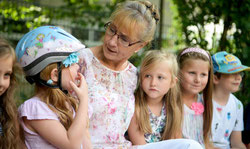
[201,73,207,77]
[145,74,151,78]
[189,72,195,75]
[158,76,164,80]
[4,73,11,78]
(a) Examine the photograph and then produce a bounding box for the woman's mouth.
[107,47,117,53]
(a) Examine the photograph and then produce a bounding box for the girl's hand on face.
[69,73,88,103]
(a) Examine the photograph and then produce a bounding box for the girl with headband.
[177,47,214,148]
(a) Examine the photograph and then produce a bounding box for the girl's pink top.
[19,97,60,149]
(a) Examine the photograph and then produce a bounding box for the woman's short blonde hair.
[110,0,160,42]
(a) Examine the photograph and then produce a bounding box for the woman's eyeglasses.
[104,22,141,47]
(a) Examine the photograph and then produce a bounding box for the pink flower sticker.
[217,107,222,112]
[191,102,204,115]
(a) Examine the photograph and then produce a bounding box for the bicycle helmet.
[15,26,85,88]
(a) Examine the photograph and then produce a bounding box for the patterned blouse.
[144,105,166,143]
[78,48,137,149]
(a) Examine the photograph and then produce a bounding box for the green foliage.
[0,0,125,34]
[0,0,51,33]
[161,0,186,51]
[55,0,125,27]
[172,0,250,104]
[172,0,249,51]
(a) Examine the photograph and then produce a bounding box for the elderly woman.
[78,0,202,148]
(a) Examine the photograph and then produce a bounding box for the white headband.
[180,47,210,59]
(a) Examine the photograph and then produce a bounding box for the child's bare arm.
[26,73,90,149]
[230,131,246,149]
[127,114,147,145]
[82,129,92,149]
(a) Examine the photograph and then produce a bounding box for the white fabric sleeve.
[233,100,244,131]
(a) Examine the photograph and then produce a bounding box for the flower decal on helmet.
[63,52,80,67]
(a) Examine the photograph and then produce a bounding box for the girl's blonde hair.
[110,0,160,42]
[0,38,24,149]
[35,63,78,130]
[135,50,183,140]
[177,47,214,148]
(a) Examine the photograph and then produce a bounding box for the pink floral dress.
[78,48,137,148]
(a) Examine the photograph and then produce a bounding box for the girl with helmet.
[16,26,92,149]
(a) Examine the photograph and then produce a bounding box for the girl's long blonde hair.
[177,47,214,148]
[35,63,78,130]
[0,38,24,149]
[135,50,183,140]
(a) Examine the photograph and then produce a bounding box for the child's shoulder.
[21,96,46,106]
[229,93,243,110]
[19,97,59,120]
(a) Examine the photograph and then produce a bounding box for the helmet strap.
[26,74,59,88]
[25,62,67,94]
[57,62,68,94]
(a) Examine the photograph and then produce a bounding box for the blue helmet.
[15,26,85,77]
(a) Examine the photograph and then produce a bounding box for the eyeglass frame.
[104,22,142,47]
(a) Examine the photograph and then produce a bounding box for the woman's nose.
[108,34,119,46]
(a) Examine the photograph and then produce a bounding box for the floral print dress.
[144,105,166,143]
[78,48,137,149]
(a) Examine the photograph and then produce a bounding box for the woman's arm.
[128,114,147,145]
[26,73,91,149]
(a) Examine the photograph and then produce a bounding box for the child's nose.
[194,75,201,82]
[150,78,157,86]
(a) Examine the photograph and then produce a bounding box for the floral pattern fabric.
[144,105,166,143]
[78,48,137,149]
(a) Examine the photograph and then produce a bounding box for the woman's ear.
[50,68,58,83]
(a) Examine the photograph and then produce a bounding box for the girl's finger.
[77,73,86,86]
[69,81,77,91]
[77,73,82,86]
